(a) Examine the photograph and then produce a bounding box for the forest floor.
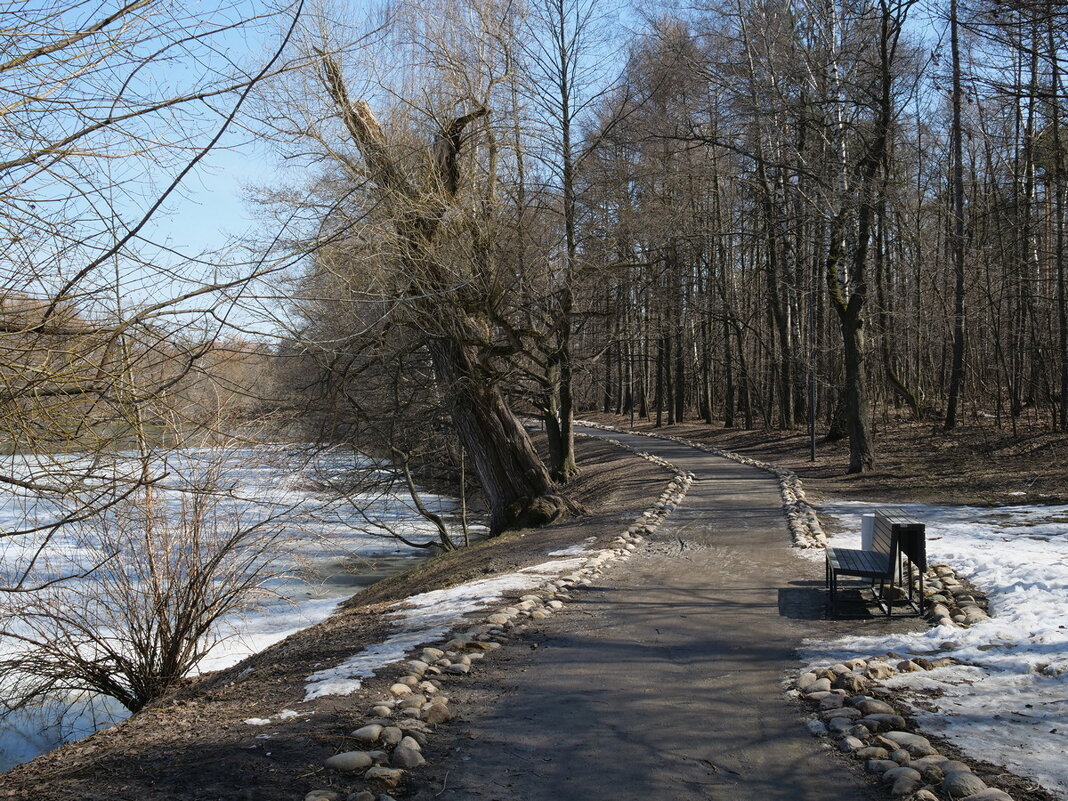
[583,413,1068,507]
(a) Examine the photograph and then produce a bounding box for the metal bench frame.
[825,509,925,618]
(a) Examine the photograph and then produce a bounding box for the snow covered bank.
[298,457,693,706]
[804,501,1068,797]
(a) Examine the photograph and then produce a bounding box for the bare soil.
[584,414,1068,506]
[0,439,668,801]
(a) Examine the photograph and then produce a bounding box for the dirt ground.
[0,439,669,801]
[583,414,1068,506]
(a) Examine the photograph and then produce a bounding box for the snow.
[303,549,604,701]
[804,501,1068,796]
[244,709,304,726]
[549,537,596,556]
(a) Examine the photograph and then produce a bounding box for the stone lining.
[790,659,1013,801]
[300,439,694,801]
[575,421,996,631]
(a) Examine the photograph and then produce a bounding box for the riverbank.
[0,438,672,800]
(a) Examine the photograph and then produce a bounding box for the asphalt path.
[411,427,881,801]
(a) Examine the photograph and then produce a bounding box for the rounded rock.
[942,771,988,798]
[326,751,374,772]
[306,792,343,801]
[350,724,383,743]
[805,719,828,736]
[883,731,937,757]
[891,776,922,797]
[866,663,897,680]
[855,746,889,760]
[883,767,922,784]
[856,699,896,716]
[364,766,405,787]
[862,713,907,732]
[867,759,900,774]
[821,707,862,721]
[833,673,870,694]
[391,745,426,769]
[940,760,973,775]
[958,790,1013,801]
[422,704,452,724]
[888,748,910,765]
[838,736,866,752]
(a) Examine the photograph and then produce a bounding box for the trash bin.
[860,513,875,550]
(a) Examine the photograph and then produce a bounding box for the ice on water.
[0,446,463,772]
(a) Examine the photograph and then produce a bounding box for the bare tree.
[0,0,303,590]
[0,433,298,713]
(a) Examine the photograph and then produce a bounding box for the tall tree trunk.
[428,337,565,532]
[318,58,568,531]
[945,0,967,430]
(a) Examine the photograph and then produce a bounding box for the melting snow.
[244,709,303,726]
[549,537,596,556]
[804,501,1068,796]
[303,556,597,701]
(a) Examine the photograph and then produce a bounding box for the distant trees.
[268,0,1068,494]
[548,0,1068,465]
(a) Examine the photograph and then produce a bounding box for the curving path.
[410,427,890,801]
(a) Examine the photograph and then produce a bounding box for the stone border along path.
[792,659,1014,801]
[301,441,695,801]
[577,421,1018,801]
[573,419,830,549]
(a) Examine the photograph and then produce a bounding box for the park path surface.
[411,428,890,801]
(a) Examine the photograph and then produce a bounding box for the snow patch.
[805,501,1068,797]
[549,537,596,556]
[302,557,600,701]
[244,709,304,726]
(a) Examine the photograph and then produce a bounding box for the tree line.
[3,0,1068,720]
[271,0,1068,527]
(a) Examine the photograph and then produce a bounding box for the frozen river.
[0,445,469,772]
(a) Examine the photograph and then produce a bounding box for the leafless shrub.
[0,445,296,713]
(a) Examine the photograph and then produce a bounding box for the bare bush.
[0,444,296,713]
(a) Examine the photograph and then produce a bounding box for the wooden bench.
[825,509,925,618]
